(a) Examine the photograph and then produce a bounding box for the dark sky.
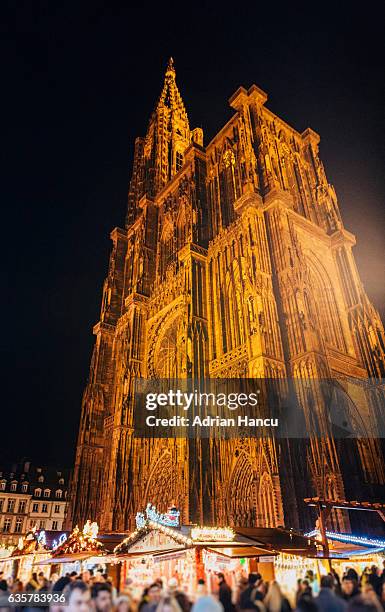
[1,1,384,467]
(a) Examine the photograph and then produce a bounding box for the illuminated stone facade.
[67,60,385,533]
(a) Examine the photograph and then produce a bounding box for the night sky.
[1,2,384,468]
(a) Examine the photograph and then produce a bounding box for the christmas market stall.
[35,520,108,576]
[0,543,16,581]
[9,528,52,583]
[306,529,385,577]
[113,504,320,600]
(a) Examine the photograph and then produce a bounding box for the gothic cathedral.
[67,59,385,534]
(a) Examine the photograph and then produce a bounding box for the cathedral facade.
[67,60,385,534]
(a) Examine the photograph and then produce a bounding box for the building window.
[54,504,60,513]
[176,151,183,172]
[41,504,48,513]
[22,483,28,492]
[0,481,5,491]
[32,503,39,513]
[58,478,64,485]
[39,521,45,529]
[18,500,26,513]
[0,500,3,512]
[10,482,17,492]
[7,499,15,513]
[15,518,22,533]
[3,519,11,533]
[30,520,36,528]
[43,489,50,498]
[38,475,44,483]
[52,520,58,530]
[34,489,41,497]
[55,490,62,499]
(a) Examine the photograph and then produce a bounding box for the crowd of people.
[1,562,385,611]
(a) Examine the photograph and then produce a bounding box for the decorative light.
[305,530,385,549]
[135,503,180,529]
[191,527,235,542]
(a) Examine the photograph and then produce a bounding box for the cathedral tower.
[67,61,385,533]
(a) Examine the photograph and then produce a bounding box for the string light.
[191,527,235,542]
[305,530,385,549]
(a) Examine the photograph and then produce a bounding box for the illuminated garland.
[12,528,48,556]
[52,521,104,557]
[305,530,385,549]
[191,527,235,542]
[114,520,193,554]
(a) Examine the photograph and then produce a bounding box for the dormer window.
[10,482,17,492]
[35,488,41,497]
[38,475,44,483]
[55,490,62,499]
[22,483,28,493]
[0,481,6,491]
[43,489,50,498]
[58,478,64,485]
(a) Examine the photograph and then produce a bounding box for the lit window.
[15,518,22,533]
[3,519,11,533]
[7,499,15,513]
[38,475,44,483]
[55,490,62,499]
[10,482,17,492]
[41,504,48,513]
[39,520,45,529]
[0,481,6,491]
[52,520,58,530]
[58,478,64,485]
[54,504,60,513]
[22,483,28,492]
[43,489,50,498]
[32,503,39,513]
[18,500,26,513]
[35,489,41,497]
[176,151,183,171]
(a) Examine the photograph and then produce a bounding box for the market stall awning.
[208,546,276,559]
[234,527,319,557]
[34,552,93,565]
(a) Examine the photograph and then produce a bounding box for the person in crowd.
[217,573,234,612]
[234,574,249,609]
[115,594,134,612]
[167,577,191,611]
[156,596,183,612]
[315,574,347,612]
[346,595,380,611]
[81,569,93,585]
[239,572,264,610]
[26,572,39,592]
[94,569,106,583]
[367,567,382,597]
[360,585,383,612]
[92,582,113,612]
[331,569,343,596]
[69,571,79,582]
[305,572,319,597]
[345,569,360,583]
[294,599,318,612]
[52,574,71,593]
[140,583,162,612]
[63,580,91,612]
[195,579,207,599]
[342,576,361,601]
[264,580,292,612]
[191,596,224,611]
[296,580,313,605]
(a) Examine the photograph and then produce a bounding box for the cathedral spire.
[142,58,191,195]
